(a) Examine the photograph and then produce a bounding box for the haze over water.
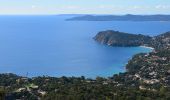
[0,15,170,78]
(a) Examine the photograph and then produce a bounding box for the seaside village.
[137,52,170,90]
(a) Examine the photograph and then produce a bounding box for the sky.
[0,0,170,15]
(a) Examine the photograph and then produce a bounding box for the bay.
[0,15,169,78]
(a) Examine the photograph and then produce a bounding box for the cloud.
[0,2,170,15]
[31,5,36,9]
[155,5,170,9]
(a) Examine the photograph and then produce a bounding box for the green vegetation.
[0,87,5,100]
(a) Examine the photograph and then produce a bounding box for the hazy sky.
[0,0,170,15]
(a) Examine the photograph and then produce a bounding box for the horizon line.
[0,13,170,16]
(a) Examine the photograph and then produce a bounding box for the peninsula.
[94,30,170,50]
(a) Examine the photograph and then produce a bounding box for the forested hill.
[94,30,152,47]
[94,30,170,50]
[67,14,170,21]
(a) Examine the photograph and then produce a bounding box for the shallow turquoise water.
[0,15,169,78]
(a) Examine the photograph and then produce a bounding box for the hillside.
[150,32,170,50]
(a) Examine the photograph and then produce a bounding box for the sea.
[0,15,170,78]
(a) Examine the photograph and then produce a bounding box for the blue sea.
[0,15,170,78]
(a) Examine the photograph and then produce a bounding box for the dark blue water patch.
[0,15,169,78]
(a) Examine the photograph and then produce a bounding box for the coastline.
[139,45,154,50]
[0,45,155,78]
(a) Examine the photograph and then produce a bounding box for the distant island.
[66,14,170,21]
[1,31,170,99]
